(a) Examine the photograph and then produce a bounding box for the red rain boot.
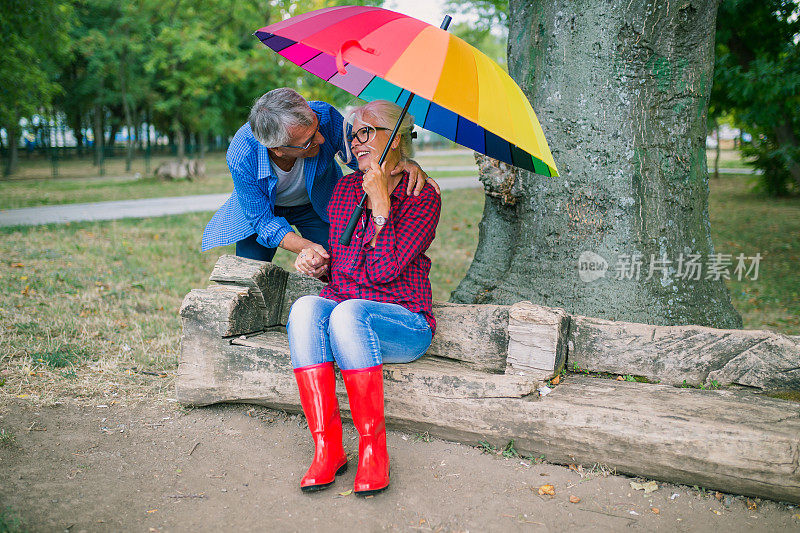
[294,362,348,492]
[342,365,390,496]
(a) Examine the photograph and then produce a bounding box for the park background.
[1,0,798,392]
[1,0,800,530]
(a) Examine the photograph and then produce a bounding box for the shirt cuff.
[365,215,395,260]
[257,218,293,249]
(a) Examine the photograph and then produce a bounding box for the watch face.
[372,215,386,226]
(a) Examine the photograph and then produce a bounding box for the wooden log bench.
[177,255,800,504]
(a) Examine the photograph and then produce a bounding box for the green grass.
[0,507,24,533]
[0,173,234,210]
[0,150,477,210]
[0,148,752,210]
[0,170,796,404]
[709,174,800,333]
[0,188,483,401]
[0,429,15,447]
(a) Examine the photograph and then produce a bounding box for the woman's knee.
[287,295,332,334]
[328,299,371,333]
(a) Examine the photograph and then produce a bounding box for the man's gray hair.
[249,88,315,148]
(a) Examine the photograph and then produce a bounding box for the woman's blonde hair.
[342,100,415,164]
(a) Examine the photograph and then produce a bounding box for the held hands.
[294,244,329,278]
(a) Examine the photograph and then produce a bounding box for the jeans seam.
[318,315,330,363]
[375,314,430,332]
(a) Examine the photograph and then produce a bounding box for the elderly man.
[202,88,434,272]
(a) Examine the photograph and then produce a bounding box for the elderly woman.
[286,100,441,496]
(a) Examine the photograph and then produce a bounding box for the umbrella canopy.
[255,6,558,177]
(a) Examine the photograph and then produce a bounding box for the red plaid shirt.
[321,170,441,333]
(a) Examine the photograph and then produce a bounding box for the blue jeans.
[235,203,330,262]
[287,296,432,370]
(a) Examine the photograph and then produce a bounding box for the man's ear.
[391,135,401,151]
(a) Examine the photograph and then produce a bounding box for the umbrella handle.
[336,40,377,75]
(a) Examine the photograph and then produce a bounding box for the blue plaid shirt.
[202,101,357,251]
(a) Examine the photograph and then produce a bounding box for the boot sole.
[354,484,389,497]
[300,462,348,492]
[354,468,390,497]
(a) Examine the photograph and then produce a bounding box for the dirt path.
[1,399,798,532]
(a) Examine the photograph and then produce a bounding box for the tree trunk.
[199,131,207,160]
[173,118,185,160]
[453,0,742,329]
[772,121,800,190]
[714,118,721,179]
[93,105,105,175]
[119,59,135,172]
[2,122,19,178]
[145,107,152,176]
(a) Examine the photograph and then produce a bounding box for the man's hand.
[294,244,329,278]
[393,159,441,196]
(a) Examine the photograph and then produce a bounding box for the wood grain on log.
[177,325,800,504]
[568,316,800,391]
[427,302,509,373]
[506,301,569,380]
[210,254,287,327]
[280,272,326,324]
[179,285,263,337]
[233,332,536,399]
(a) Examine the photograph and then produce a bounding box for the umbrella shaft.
[339,14,452,246]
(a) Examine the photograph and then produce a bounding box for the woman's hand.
[362,160,391,214]
[294,245,329,278]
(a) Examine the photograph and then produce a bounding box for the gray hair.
[249,88,315,148]
[342,100,415,163]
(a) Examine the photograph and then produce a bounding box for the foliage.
[713,0,800,196]
[445,0,507,32]
[0,507,24,533]
[0,0,74,174]
[2,0,385,175]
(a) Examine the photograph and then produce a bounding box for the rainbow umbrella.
[255,6,558,178]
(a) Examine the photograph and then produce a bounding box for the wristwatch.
[372,214,387,227]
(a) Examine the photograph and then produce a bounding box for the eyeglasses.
[279,111,321,150]
[347,125,390,145]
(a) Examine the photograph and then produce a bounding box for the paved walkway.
[0,176,481,227]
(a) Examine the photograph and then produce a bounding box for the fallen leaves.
[537,484,555,496]
[550,374,561,386]
[747,499,757,511]
[651,507,660,514]
[338,489,352,496]
[569,495,580,503]
[630,480,658,494]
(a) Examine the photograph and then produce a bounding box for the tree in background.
[452,0,742,329]
[713,0,800,196]
[0,0,74,176]
[3,0,384,176]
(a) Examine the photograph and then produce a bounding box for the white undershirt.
[272,157,310,207]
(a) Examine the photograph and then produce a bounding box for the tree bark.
[714,118,721,179]
[93,105,105,176]
[453,0,742,329]
[173,118,185,160]
[3,120,20,177]
[772,121,800,190]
